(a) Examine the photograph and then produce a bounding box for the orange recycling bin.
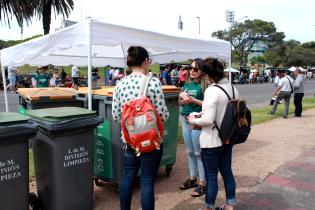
[17,88,83,114]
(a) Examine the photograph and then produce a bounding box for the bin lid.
[93,86,180,97]
[27,107,103,132]
[0,112,29,125]
[26,107,96,122]
[77,86,113,97]
[17,88,77,101]
[0,112,37,140]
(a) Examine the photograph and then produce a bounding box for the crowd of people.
[112,46,238,210]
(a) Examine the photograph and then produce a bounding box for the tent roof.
[0,18,231,67]
[224,68,239,73]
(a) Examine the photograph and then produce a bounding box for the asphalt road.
[235,79,315,108]
[1,79,314,112]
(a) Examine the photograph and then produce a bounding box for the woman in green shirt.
[34,66,50,88]
[178,58,205,197]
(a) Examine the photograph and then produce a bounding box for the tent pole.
[120,44,127,75]
[1,66,9,112]
[87,18,92,110]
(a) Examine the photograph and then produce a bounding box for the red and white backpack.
[121,76,164,156]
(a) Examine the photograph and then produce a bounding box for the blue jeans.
[201,145,236,209]
[120,146,163,210]
[181,116,205,181]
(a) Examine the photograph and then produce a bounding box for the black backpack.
[213,85,252,145]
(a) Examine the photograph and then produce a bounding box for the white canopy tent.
[1,18,231,112]
[299,67,307,72]
[288,66,296,72]
[224,68,239,73]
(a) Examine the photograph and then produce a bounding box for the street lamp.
[196,16,200,34]
[225,10,235,84]
[225,10,248,83]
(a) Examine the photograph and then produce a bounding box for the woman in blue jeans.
[112,46,169,210]
[188,58,239,210]
[178,58,206,197]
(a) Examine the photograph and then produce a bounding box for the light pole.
[196,16,200,34]
[225,10,248,83]
[225,10,235,84]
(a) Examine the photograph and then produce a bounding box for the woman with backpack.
[112,46,169,210]
[178,58,206,197]
[187,58,239,210]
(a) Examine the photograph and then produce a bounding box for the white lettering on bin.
[63,146,90,168]
[0,159,22,182]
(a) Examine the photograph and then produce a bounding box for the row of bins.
[9,86,180,209]
[76,86,181,183]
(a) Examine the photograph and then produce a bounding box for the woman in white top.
[188,58,239,210]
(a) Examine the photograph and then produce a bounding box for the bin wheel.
[94,178,106,187]
[29,192,42,210]
[165,165,173,177]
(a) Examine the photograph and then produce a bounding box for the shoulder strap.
[286,76,293,92]
[140,75,152,96]
[213,84,233,100]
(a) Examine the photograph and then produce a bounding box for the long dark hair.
[201,58,224,83]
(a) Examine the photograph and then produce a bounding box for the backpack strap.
[213,84,234,100]
[212,84,236,142]
[140,75,152,97]
[286,76,293,93]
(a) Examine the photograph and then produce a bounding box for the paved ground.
[87,108,315,210]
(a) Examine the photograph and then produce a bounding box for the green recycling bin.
[76,87,108,114]
[27,107,103,210]
[92,86,180,184]
[0,112,37,210]
[17,88,83,115]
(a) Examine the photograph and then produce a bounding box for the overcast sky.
[1,0,314,42]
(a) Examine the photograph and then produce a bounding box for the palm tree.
[37,0,74,35]
[0,0,34,27]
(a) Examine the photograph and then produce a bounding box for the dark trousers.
[120,147,162,210]
[201,145,236,208]
[294,93,304,117]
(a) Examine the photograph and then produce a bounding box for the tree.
[264,39,315,67]
[302,41,315,49]
[37,0,74,34]
[212,19,283,66]
[0,0,34,27]
[0,34,42,50]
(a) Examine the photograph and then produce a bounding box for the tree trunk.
[42,0,52,35]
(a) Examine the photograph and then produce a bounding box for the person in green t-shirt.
[34,66,50,88]
[178,58,206,197]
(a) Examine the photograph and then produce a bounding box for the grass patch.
[251,96,315,125]
[28,97,315,180]
[29,149,35,180]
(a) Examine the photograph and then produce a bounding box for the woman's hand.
[179,94,196,105]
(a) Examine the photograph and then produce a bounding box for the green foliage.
[0,34,42,50]
[1,0,74,35]
[212,19,282,66]
[0,0,35,27]
[250,56,266,65]
[264,39,315,67]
